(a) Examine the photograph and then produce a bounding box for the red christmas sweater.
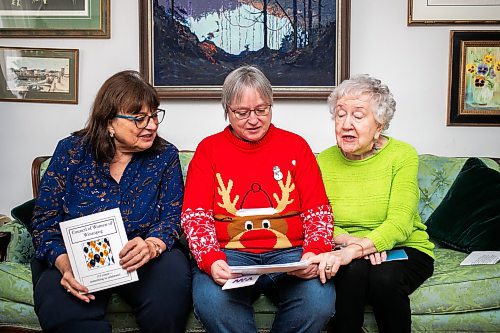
[181,125,333,275]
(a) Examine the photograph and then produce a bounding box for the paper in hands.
[222,261,310,290]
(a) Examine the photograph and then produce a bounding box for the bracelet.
[349,243,364,257]
[145,240,162,258]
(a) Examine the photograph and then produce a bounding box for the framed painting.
[447,31,500,126]
[139,0,350,98]
[0,46,79,104]
[0,0,110,38]
[408,0,500,25]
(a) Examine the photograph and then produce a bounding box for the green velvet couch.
[1,152,499,333]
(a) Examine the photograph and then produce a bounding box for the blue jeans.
[192,247,336,333]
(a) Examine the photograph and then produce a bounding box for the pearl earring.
[109,132,114,138]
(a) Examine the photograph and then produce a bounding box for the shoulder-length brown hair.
[74,70,165,162]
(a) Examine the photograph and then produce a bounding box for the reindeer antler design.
[216,173,239,215]
[273,171,295,213]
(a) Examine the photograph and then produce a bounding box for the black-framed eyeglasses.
[114,109,165,129]
[228,105,271,120]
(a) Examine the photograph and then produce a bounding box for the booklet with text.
[59,208,139,293]
[460,251,500,266]
[385,249,408,262]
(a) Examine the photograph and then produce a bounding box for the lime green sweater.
[317,137,434,259]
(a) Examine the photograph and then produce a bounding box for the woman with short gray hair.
[310,74,434,333]
[182,65,336,333]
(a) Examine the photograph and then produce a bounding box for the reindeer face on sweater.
[214,167,297,250]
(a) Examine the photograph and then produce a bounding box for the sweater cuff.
[303,240,332,255]
[199,251,227,276]
[46,247,67,268]
[365,229,389,252]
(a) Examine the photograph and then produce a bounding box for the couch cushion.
[0,262,34,305]
[409,248,500,314]
[425,158,500,253]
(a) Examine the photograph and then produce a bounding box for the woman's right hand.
[55,254,95,303]
[210,259,241,286]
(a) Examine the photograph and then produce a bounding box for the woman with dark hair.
[31,70,191,333]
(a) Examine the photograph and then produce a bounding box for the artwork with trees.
[142,0,347,97]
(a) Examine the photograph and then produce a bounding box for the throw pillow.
[10,198,35,234]
[426,157,500,253]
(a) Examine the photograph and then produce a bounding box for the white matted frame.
[408,0,500,25]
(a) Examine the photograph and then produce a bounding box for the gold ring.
[67,288,71,293]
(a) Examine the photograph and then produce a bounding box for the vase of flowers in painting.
[466,53,498,106]
[472,81,494,106]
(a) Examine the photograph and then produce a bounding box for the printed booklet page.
[59,208,138,293]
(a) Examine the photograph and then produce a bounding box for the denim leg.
[192,248,336,333]
[270,275,335,333]
[191,260,259,333]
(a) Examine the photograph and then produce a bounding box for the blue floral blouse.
[32,135,184,267]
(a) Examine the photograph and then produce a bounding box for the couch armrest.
[0,220,34,264]
[31,156,51,198]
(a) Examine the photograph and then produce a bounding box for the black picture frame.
[448,30,500,126]
[0,46,79,104]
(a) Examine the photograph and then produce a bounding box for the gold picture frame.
[0,0,110,38]
[408,0,500,25]
[139,0,350,99]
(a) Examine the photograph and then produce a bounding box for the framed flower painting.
[448,30,500,126]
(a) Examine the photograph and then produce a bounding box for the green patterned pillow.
[0,219,34,264]
[426,158,500,253]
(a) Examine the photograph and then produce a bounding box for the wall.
[1,0,499,216]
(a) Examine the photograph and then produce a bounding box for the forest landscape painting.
[140,0,349,97]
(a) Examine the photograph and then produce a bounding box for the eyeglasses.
[228,105,271,120]
[114,109,165,129]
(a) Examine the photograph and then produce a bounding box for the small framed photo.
[0,46,79,104]
[139,0,350,98]
[408,0,500,25]
[0,0,110,38]
[447,31,500,126]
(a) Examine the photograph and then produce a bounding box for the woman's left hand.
[365,251,387,265]
[119,237,151,272]
[288,252,318,279]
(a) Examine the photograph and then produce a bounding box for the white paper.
[460,251,500,266]
[229,260,309,275]
[59,208,139,293]
[222,274,260,290]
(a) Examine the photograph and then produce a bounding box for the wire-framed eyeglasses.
[228,105,271,120]
[114,109,165,129]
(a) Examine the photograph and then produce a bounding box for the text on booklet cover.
[59,208,138,293]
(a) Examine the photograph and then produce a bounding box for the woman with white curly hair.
[309,74,435,333]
